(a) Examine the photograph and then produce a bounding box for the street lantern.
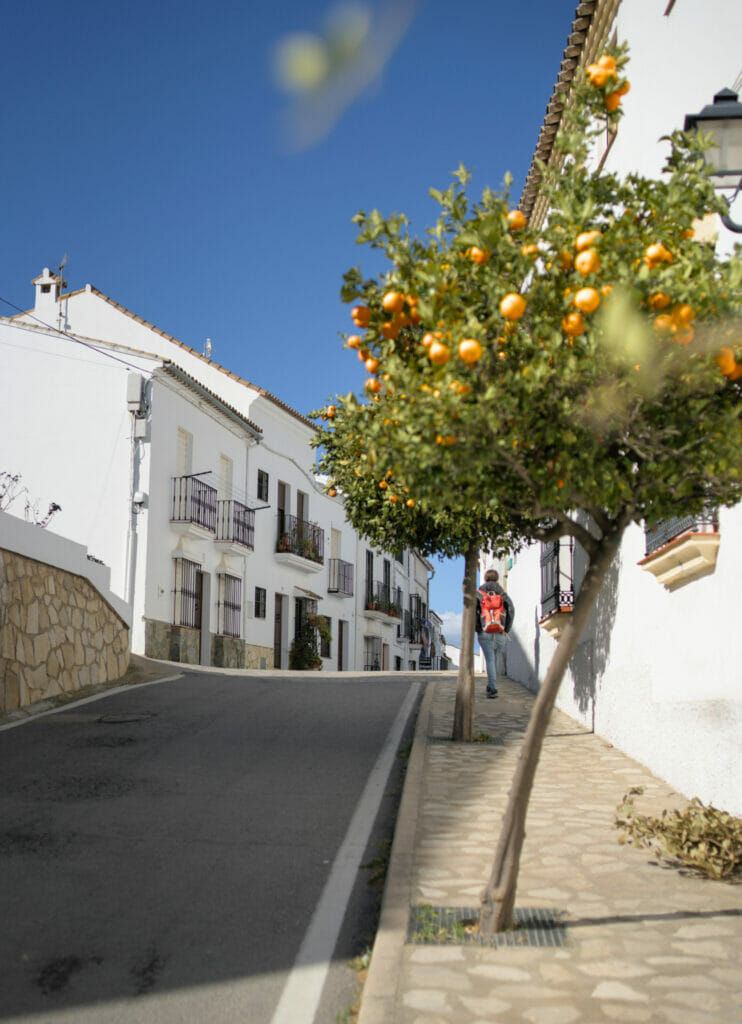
[685,87,742,232]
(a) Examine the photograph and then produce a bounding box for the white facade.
[1,271,433,673]
[501,0,742,814]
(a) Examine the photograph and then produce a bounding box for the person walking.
[476,569,515,698]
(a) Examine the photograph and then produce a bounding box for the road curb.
[357,676,437,1024]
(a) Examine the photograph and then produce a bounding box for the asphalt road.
[0,671,422,1023]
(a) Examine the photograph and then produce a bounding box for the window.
[217,573,242,638]
[320,615,331,658]
[176,428,193,477]
[540,537,575,618]
[257,469,269,502]
[218,455,233,498]
[255,586,267,618]
[173,557,200,628]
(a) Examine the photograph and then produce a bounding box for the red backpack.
[479,588,506,633]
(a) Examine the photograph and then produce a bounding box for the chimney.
[31,267,63,320]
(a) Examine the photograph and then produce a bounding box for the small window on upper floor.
[257,469,269,503]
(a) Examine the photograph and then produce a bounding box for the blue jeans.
[478,631,507,693]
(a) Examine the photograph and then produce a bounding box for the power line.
[0,294,155,374]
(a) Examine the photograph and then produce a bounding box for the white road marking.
[270,680,421,1024]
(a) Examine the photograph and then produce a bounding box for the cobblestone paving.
[397,676,742,1023]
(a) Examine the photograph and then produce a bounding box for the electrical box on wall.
[126,372,146,415]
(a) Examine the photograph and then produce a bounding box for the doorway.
[274,593,283,669]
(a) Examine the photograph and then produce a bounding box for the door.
[194,570,204,662]
[277,481,287,540]
[273,593,283,669]
[338,619,345,671]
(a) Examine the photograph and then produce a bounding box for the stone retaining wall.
[0,548,130,713]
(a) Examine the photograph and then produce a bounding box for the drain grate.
[408,905,568,948]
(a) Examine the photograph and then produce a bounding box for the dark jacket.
[476,581,515,634]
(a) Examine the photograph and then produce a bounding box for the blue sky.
[2,0,576,645]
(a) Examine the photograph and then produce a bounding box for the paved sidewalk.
[359,675,742,1024]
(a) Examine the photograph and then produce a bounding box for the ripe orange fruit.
[351,305,370,327]
[507,209,527,231]
[421,332,434,348]
[575,249,601,276]
[676,327,695,346]
[381,321,400,340]
[428,340,451,365]
[645,242,673,265]
[557,250,573,270]
[382,291,405,314]
[576,230,601,252]
[616,80,631,97]
[388,494,398,503]
[562,312,584,337]
[328,488,337,497]
[600,284,613,296]
[326,404,336,418]
[586,63,615,87]
[458,338,483,365]
[347,334,362,349]
[605,92,621,112]
[648,292,671,311]
[366,378,383,393]
[653,314,675,336]
[673,304,695,327]
[468,246,490,265]
[521,244,540,258]
[716,348,736,376]
[499,293,526,320]
[406,498,415,508]
[378,479,388,489]
[365,356,380,374]
[573,287,601,313]
[596,54,617,72]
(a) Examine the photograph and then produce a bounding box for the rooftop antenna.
[203,337,212,359]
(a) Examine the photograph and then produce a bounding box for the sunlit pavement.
[360,674,742,1023]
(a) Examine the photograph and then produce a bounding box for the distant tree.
[317,46,742,932]
[0,471,61,528]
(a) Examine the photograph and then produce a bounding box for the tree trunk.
[452,542,479,742]
[479,522,627,933]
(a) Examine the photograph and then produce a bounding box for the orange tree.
[314,403,522,740]
[316,47,742,932]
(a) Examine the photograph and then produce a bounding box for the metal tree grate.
[408,905,568,948]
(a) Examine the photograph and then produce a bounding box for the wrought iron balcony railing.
[216,499,255,550]
[365,580,402,617]
[328,558,354,595]
[171,476,218,533]
[644,511,718,557]
[404,611,425,645]
[276,513,325,564]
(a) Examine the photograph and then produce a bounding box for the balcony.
[275,514,325,573]
[170,476,217,538]
[364,581,402,622]
[215,499,255,555]
[639,512,720,591]
[328,558,354,596]
[405,612,425,647]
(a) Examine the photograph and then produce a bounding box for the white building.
[1,269,433,673]
[498,0,742,814]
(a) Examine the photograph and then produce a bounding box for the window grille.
[540,537,575,618]
[257,469,269,502]
[173,557,200,628]
[217,573,242,638]
[364,635,382,671]
[328,558,354,595]
[255,586,267,618]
